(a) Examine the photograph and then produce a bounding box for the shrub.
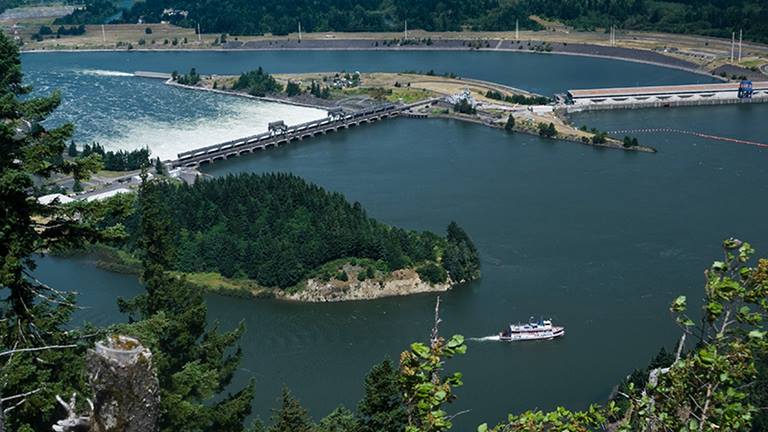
[417,263,448,284]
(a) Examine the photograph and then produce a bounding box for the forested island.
[96,172,481,300]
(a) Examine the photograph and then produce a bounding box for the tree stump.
[87,336,159,432]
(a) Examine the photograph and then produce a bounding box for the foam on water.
[27,67,327,161]
[470,335,502,342]
[74,69,135,77]
[93,98,326,161]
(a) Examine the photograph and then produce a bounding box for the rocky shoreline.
[277,268,452,302]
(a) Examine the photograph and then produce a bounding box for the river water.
[25,50,768,429]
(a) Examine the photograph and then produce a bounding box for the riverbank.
[14,24,768,80]
[64,244,456,302]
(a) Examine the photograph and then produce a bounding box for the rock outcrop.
[279,268,451,302]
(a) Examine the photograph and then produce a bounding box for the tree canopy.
[113,0,768,43]
[115,173,480,289]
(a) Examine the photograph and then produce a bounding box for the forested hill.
[118,0,768,43]
[125,173,480,289]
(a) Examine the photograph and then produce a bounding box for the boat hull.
[498,327,565,342]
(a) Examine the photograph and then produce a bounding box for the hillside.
[114,0,768,43]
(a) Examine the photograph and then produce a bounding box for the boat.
[498,317,565,342]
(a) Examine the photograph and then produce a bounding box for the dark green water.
[27,51,767,429]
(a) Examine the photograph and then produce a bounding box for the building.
[566,81,768,108]
[37,193,74,205]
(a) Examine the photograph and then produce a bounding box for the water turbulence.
[74,69,136,77]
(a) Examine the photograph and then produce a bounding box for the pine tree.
[155,157,166,175]
[317,406,357,432]
[67,140,78,156]
[504,114,515,132]
[0,30,118,430]
[117,178,254,432]
[357,359,406,432]
[268,388,314,432]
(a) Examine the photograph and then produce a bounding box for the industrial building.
[566,80,768,110]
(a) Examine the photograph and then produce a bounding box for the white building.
[37,193,74,205]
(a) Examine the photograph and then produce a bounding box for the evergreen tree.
[0,30,117,430]
[117,177,254,432]
[285,81,301,96]
[155,157,166,175]
[67,140,78,156]
[268,388,314,432]
[317,406,357,432]
[504,114,515,132]
[442,222,481,283]
[357,359,406,432]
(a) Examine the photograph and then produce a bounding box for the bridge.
[171,100,436,168]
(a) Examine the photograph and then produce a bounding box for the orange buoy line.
[607,128,768,149]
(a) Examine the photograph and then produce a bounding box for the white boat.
[498,317,565,342]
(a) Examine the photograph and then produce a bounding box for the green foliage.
[116,178,254,432]
[358,359,406,432]
[285,81,302,97]
[317,406,358,432]
[622,136,639,148]
[621,239,768,431]
[592,131,608,144]
[336,270,349,282]
[417,262,448,284]
[232,67,282,96]
[309,81,331,99]
[175,67,201,86]
[399,320,467,432]
[0,30,125,430]
[113,173,470,289]
[443,222,481,283]
[486,90,550,105]
[486,239,768,432]
[504,114,515,132]
[453,98,476,115]
[74,142,151,171]
[538,122,557,138]
[268,388,314,432]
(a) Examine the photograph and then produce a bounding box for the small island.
[89,172,481,302]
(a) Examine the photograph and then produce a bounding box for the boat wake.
[75,69,134,77]
[469,335,502,342]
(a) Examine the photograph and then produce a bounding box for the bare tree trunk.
[87,336,159,432]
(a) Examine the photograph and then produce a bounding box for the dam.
[565,80,768,111]
[171,99,437,168]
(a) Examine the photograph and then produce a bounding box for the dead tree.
[52,335,159,432]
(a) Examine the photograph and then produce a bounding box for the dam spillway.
[171,99,437,168]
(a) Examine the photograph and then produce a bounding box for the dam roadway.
[171,99,437,168]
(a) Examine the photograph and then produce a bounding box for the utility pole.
[298,22,302,42]
[731,32,735,63]
[101,24,106,44]
[197,23,201,42]
[404,20,408,40]
[515,19,519,42]
[738,29,742,62]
